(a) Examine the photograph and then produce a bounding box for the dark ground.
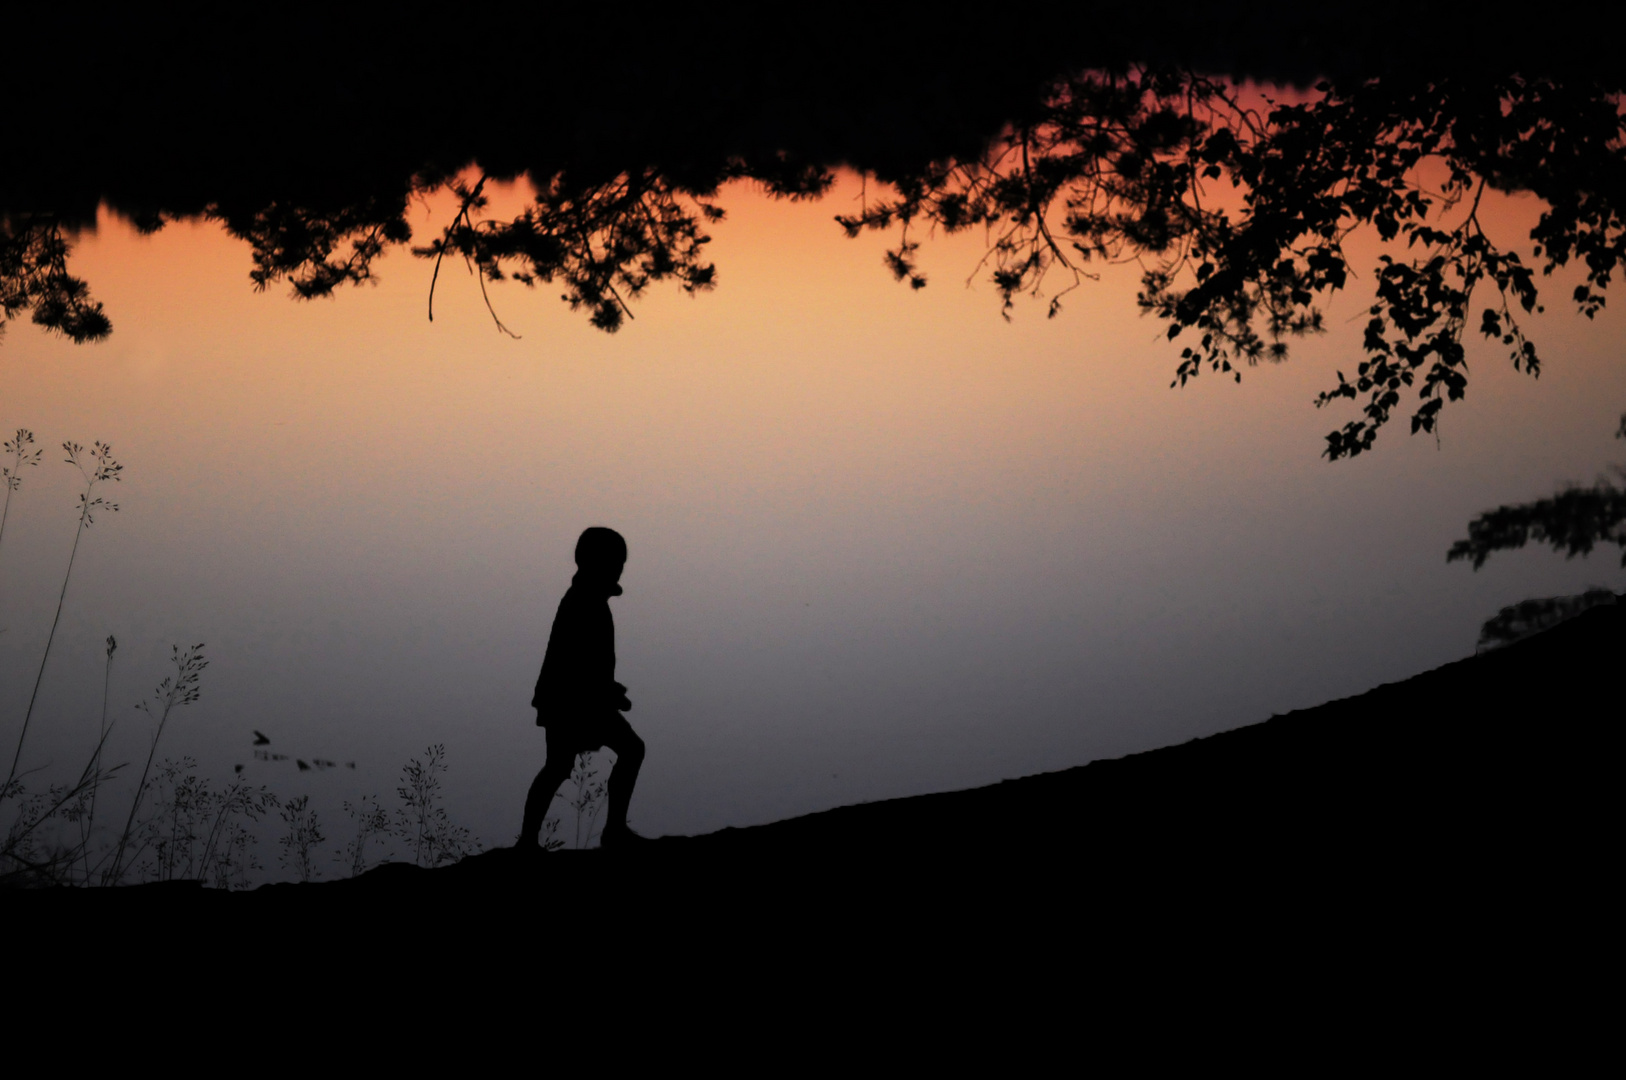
[7,13,1617,1044]
[11,599,1616,972]
[8,609,1614,1057]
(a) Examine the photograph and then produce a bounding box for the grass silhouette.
[562,752,608,850]
[394,744,479,868]
[342,794,394,877]
[0,428,41,561]
[4,440,121,798]
[77,635,116,879]
[126,756,278,887]
[0,428,498,889]
[104,644,207,884]
[277,795,325,882]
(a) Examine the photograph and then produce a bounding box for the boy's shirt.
[532,576,621,725]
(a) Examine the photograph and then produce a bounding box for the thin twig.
[6,475,90,793]
[427,175,489,323]
[466,253,522,338]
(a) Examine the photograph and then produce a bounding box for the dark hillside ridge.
[14,594,1617,931]
[668,596,1620,869]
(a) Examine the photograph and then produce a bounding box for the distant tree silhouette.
[1449,414,1626,569]
[1473,588,1619,651]
[1450,411,1624,648]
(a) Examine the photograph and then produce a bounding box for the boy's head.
[575,526,627,580]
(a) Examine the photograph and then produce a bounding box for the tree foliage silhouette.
[2,46,1623,460]
[0,216,111,345]
[1449,414,1626,570]
[839,71,1626,459]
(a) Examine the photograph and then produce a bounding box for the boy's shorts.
[544,707,636,759]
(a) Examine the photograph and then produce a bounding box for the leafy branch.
[840,69,1626,459]
[0,214,112,346]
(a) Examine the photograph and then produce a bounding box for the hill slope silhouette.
[17,597,1615,927]
[12,600,1615,1028]
[669,595,1617,870]
[601,593,1613,884]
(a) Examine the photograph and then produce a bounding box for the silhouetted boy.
[518,527,646,849]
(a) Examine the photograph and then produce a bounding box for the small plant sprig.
[3,440,122,797]
[109,756,278,888]
[78,634,118,878]
[0,683,126,884]
[561,752,607,849]
[1,747,123,885]
[394,744,478,867]
[4,783,83,881]
[199,775,278,889]
[0,427,42,558]
[104,644,206,885]
[277,795,326,882]
[341,794,393,877]
[65,440,122,524]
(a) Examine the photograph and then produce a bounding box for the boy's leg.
[518,731,578,847]
[597,712,645,836]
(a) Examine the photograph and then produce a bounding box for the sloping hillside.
[14,597,1618,926]
[658,596,1620,867]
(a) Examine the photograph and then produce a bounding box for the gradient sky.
[3,170,1623,865]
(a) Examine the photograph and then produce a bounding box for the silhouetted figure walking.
[519,527,646,849]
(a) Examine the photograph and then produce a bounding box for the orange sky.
[2,169,1622,846]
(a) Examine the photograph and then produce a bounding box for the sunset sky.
[3,169,1623,855]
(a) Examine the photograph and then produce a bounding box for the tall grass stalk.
[394,744,477,867]
[79,634,117,878]
[0,428,42,561]
[1,721,122,884]
[4,441,121,796]
[196,776,276,881]
[104,644,206,885]
[277,795,325,882]
[126,758,276,884]
[343,794,392,876]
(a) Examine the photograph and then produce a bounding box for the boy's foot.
[598,823,649,850]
